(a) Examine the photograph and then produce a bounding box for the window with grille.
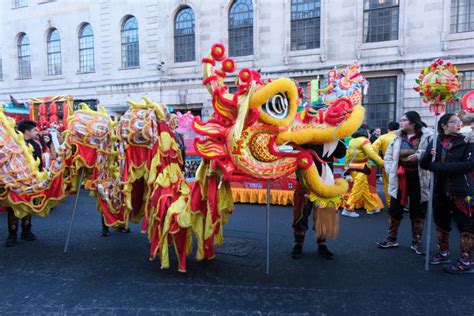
[79,23,95,73]
[450,0,474,33]
[47,29,62,76]
[363,0,399,43]
[363,77,397,129]
[18,33,31,78]
[291,0,321,50]
[14,0,27,7]
[175,7,195,63]
[447,70,474,112]
[229,0,253,57]
[121,16,139,68]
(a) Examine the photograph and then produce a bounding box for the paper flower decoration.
[414,59,462,114]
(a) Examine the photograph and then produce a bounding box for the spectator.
[370,127,382,143]
[377,111,431,255]
[420,113,474,273]
[372,121,399,207]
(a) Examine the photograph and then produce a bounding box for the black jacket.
[420,133,474,196]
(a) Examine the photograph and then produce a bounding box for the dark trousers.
[386,172,426,242]
[433,194,474,258]
[434,194,474,234]
[7,208,32,235]
[292,183,325,245]
[388,172,427,221]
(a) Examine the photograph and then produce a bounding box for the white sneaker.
[367,208,381,215]
[341,209,359,218]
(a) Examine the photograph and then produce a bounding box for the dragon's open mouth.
[275,141,341,186]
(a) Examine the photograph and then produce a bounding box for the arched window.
[174,7,195,63]
[47,28,61,75]
[291,0,321,50]
[14,0,28,8]
[18,33,31,78]
[121,16,139,67]
[79,23,95,73]
[228,0,253,57]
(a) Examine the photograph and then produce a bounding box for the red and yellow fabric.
[0,107,71,218]
[372,131,396,207]
[344,137,384,212]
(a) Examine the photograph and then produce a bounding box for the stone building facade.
[1,0,474,127]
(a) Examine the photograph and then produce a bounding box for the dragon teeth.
[323,141,339,158]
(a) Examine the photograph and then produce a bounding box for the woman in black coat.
[420,113,474,274]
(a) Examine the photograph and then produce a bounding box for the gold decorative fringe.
[231,188,294,205]
[315,207,339,240]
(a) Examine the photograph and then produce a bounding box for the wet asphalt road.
[0,187,472,315]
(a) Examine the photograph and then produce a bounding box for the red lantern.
[50,102,58,115]
[39,103,48,116]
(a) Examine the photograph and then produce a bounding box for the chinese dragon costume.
[0,44,366,272]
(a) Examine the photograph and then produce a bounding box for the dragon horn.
[202,44,238,117]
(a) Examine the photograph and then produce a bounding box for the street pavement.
[0,186,473,315]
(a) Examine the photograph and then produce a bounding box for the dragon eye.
[263,93,289,119]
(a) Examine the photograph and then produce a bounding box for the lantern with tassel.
[414,59,462,115]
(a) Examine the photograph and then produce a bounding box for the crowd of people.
[292,110,474,274]
[3,109,473,275]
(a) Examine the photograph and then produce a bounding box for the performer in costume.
[377,111,431,255]
[169,113,186,171]
[292,141,347,259]
[341,128,384,218]
[420,113,474,273]
[372,121,399,207]
[5,120,40,247]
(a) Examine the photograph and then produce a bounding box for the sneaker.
[443,259,474,274]
[377,237,399,248]
[367,208,381,215]
[5,234,17,247]
[291,244,303,259]
[20,230,36,241]
[117,227,131,233]
[341,209,359,218]
[410,241,425,255]
[429,251,451,265]
[101,227,111,237]
[317,244,334,260]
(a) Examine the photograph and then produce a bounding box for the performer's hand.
[407,154,418,162]
[431,149,436,156]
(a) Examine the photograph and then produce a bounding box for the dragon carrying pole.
[424,114,440,271]
[266,180,271,275]
[64,168,85,254]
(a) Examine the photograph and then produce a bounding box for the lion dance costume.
[291,64,369,257]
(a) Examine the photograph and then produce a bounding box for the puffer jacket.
[384,127,432,202]
[420,133,474,197]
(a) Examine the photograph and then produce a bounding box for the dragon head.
[193,44,365,198]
